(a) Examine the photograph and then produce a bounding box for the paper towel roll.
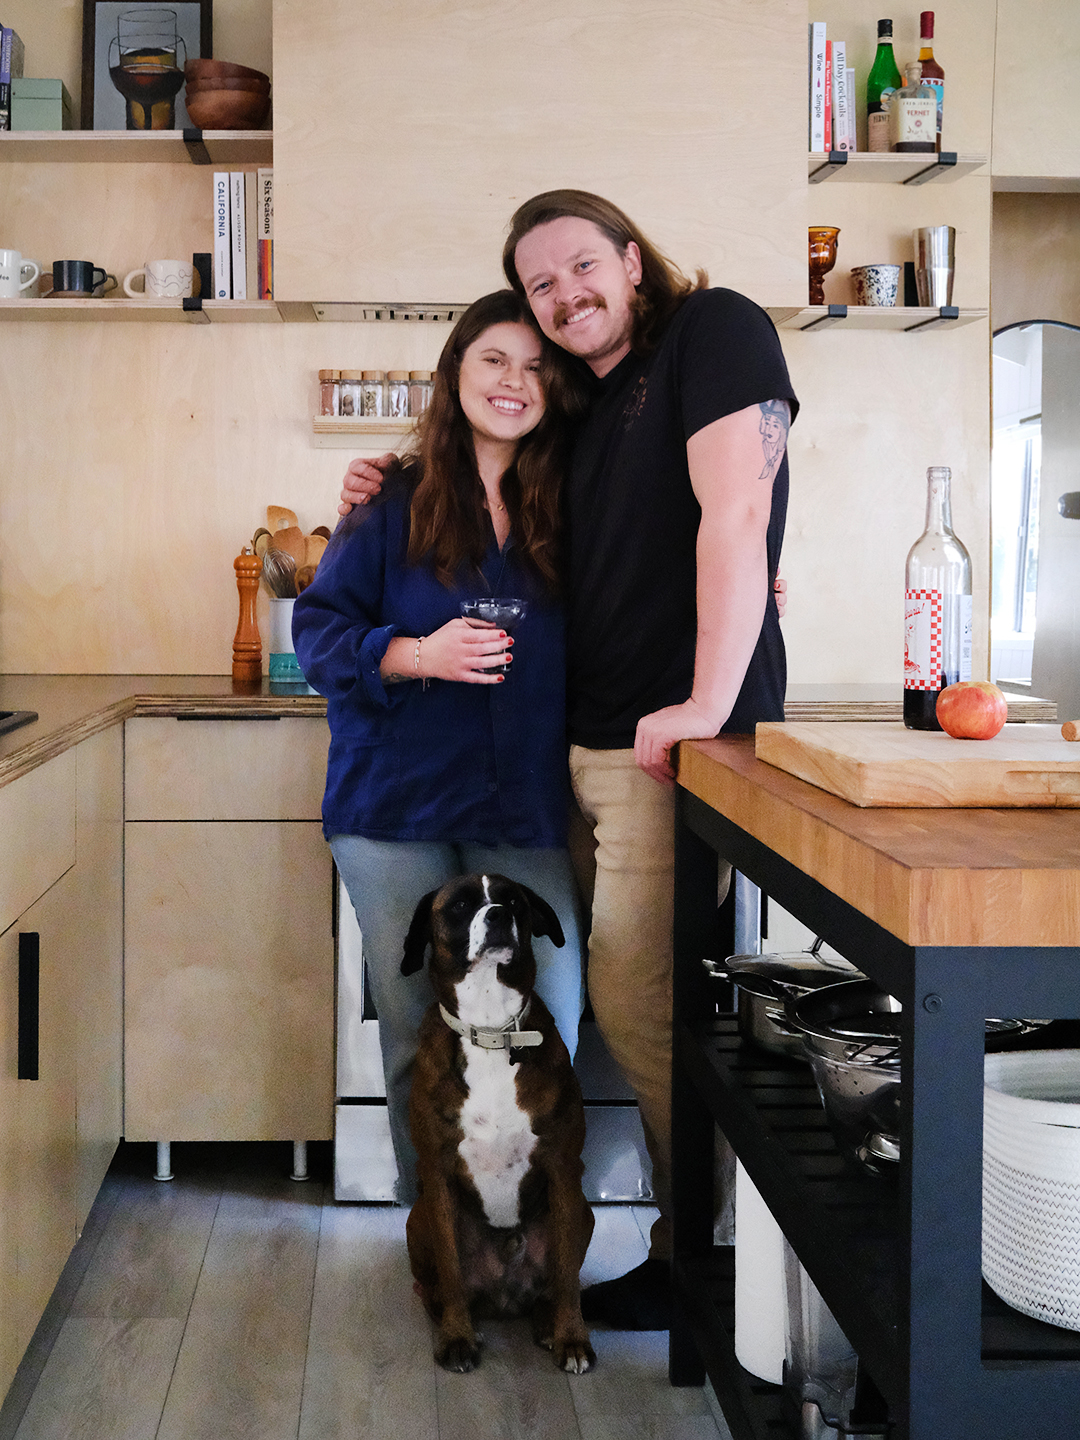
[734,1160,786,1383]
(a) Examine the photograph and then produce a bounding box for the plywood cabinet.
[271,0,807,308]
[123,718,334,1143]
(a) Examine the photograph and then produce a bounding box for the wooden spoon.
[295,564,317,594]
[272,525,307,566]
[304,533,328,569]
[267,504,299,532]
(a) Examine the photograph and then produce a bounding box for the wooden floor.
[2,1143,732,1440]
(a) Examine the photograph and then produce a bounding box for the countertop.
[679,734,1080,948]
[0,676,1058,793]
[0,675,326,788]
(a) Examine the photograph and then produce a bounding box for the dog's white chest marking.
[455,887,536,1229]
[459,1048,536,1229]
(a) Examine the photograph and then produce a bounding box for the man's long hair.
[501,189,708,355]
[404,289,586,589]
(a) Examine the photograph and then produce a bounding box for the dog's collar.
[438,1000,543,1058]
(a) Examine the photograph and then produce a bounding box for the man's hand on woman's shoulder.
[338,452,394,515]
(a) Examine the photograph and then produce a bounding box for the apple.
[935,680,1008,740]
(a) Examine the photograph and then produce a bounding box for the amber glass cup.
[808,226,840,305]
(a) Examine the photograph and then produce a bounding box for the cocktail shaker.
[914,225,955,306]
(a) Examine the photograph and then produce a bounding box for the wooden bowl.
[184,58,269,83]
[185,76,270,94]
[185,88,271,130]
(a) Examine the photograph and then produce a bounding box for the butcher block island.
[670,736,1080,1440]
[755,721,1080,808]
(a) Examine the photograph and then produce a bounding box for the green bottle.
[867,18,903,153]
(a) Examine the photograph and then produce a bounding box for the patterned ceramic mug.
[851,264,901,307]
[123,259,196,298]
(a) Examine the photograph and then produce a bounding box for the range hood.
[312,302,472,323]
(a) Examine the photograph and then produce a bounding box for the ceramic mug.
[851,263,901,307]
[123,258,196,299]
[49,260,118,297]
[0,249,41,298]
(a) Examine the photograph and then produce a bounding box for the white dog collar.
[438,1001,543,1057]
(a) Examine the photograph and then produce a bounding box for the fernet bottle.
[903,466,972,730]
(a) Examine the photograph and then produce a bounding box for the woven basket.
[983,1051,1080,1331]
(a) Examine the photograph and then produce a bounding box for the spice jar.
[387,371,410,419]
[408,370,433,416]
[361,370,386,417]
[339,370,362,417]
[318,369,340,417]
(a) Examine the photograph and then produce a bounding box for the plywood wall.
[0,0,1057,684]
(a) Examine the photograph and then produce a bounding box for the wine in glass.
[108,8,186,130]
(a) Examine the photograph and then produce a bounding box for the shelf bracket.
[903,152,958,185]
[801,304,848,330]
[808,150,849,183]
[183,296,210,325]
[182,128,212,166]
[904,305,960,331]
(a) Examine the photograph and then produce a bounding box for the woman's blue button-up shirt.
[292,478,569,848]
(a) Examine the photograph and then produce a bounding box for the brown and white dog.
[401,872,595,1374]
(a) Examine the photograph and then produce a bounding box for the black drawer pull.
[18,932,39,1081]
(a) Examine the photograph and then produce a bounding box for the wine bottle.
[904,467,972,730]
[890,62,937,153]
[918,10,944,152]
[866,18,902,153]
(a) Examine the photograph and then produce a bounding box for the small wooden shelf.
[312,416,417,448]
[808,150,987,184]
[0,297,282,323]
[767,304,988,332]
[0,129,272,165]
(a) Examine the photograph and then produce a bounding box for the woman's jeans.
[330,835,585,1204]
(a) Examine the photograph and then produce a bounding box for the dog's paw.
[554,1338,596,1374]
[435,1335,481,1373]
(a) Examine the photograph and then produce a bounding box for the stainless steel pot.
[702,941,865,1058]
[786,981,1049,1177]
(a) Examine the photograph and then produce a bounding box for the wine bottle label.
[905,590,972,687]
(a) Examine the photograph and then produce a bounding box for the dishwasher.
[333,873,653,1202]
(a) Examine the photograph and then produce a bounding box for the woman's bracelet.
[414,636,430,690]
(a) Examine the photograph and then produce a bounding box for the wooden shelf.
[0,298,282,323]
[768,304,988,332]
[0,129,272,164]
[312,416,417,448]
[808,150,987,184]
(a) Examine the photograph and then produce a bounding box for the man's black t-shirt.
[564,286,799,749]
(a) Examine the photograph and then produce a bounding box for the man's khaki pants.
[569,745,676,1260]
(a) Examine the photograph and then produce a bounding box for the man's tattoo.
[758,399,790,482]
[384,672,410,685]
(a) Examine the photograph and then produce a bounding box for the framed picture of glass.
[81,1,213,130]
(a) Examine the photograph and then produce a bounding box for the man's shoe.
[580,1257,672,1330]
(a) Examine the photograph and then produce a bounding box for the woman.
[293,290,587,1203]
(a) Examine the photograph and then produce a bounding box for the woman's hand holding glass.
[381,618,511,686]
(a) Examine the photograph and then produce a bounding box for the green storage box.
[10,78,73,132]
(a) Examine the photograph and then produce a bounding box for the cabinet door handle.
[18,932,39,1081]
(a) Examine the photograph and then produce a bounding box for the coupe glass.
[459,597,527,674]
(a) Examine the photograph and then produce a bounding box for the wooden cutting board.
[754,722,1080,807]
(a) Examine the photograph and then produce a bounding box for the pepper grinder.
[232,547,263,691]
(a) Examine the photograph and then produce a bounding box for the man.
[342,190,797,1329]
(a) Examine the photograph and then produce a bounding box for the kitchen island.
[670,735,1080,1439]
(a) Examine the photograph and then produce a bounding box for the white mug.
[0,249,41,298]
[123,258,195,299]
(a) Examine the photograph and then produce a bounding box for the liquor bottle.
[866,18,902,153]
[889,62,937,154]
[904,467,972,730]
[918,10,944,152]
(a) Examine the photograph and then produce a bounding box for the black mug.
[50,260,118,297]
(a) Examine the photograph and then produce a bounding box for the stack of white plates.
[983,1050,1080,1330]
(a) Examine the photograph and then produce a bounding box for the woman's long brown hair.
[403,290,585,590]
